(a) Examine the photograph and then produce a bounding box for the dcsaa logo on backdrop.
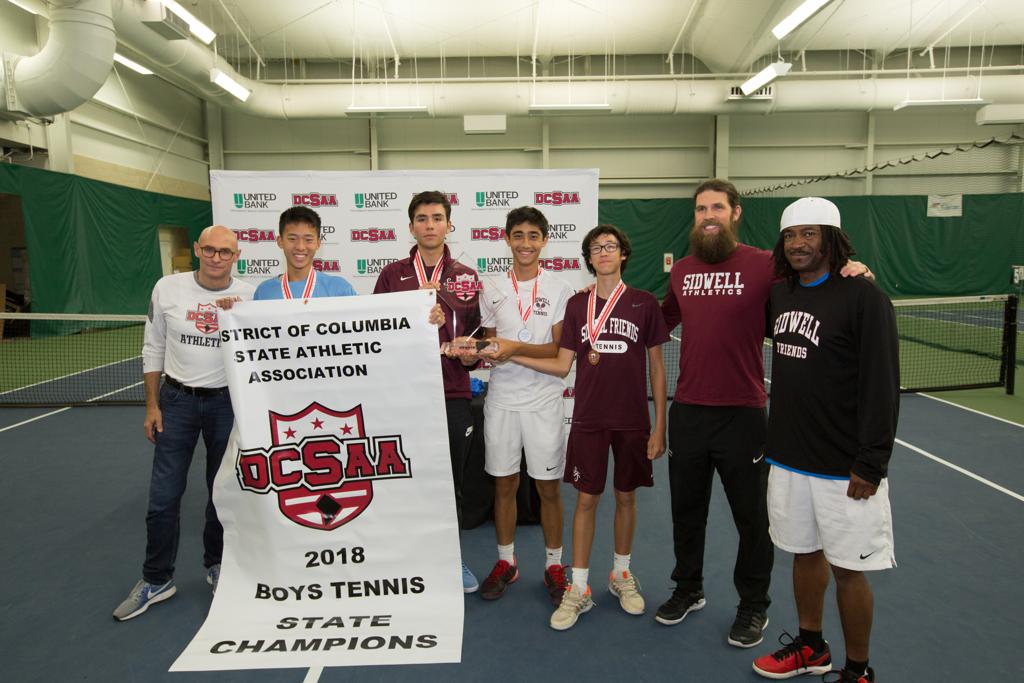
[474,191,518,209]
[237,258,281,276]
[351,228,397,243]
[538,257,581,272]
[235,403,412,531]
[471,226,505,241]
[233,193,277,210]
[313,259,341,273]
[292,193,338,207]
[233,229,277,243]
[534,191,581,206]
[355,258,399,277]
[353,192,398,210]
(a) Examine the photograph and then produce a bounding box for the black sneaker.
[728,605,769,648]
[823,667,875,683]
[654,588,706,625]
[480,560,518,600]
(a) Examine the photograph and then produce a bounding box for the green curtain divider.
[601,193,1024,299]
[0,164,211,314]
[1,163,1019,312]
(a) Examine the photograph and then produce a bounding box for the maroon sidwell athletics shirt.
[559,286,669,431]
[374,245,481,400]
[660,243,775,408]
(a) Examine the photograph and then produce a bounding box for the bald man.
[113,226,255,621]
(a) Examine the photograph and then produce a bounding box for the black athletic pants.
[667,402,773,610]
[445,398,474,529]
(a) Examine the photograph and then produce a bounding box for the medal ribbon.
[281,267,317,299]
[509,268,542,326]
[586,280,626,349]
[413,250,445,288]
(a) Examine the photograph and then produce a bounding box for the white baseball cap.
[779,197,841,232]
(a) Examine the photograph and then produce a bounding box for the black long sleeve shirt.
[765,274,899,485]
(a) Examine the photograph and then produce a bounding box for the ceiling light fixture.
[113,53,153,75]
[740,62,792,96]
[161,0,216,44]
[893,97,988,111]
[344,105,429,117]
[7,0,39,14]
[210,68,250,102]
[771,0,835,40]
[527,103,613,115]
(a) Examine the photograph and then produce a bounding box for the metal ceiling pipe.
[0,0,115,117]
[110,0,1024,119]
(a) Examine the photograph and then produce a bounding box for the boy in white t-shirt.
[474,206,575,605]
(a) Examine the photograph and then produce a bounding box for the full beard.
[690,224,738,264]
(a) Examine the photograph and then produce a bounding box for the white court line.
[0,355,141,396]
[915,392,1024,429]
[0,407,71,433]
[303,666,323,683]
[896,437,1024,503]
[0,381,144,433]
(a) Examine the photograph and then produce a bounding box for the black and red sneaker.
[543,564,569,606]
[480,560,518,600]
[752,631,832,679]
[822,667,875,683]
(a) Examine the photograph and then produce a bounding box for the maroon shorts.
[564,428,653,495]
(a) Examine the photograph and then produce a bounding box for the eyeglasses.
[588,242,621,255]
[199,246,236,259]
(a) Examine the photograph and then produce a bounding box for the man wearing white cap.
[752,197,898,683]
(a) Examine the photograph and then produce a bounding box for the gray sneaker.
[206,564,221,594]
[112,579,176,621]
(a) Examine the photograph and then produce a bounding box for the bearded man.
[654,180,870,650]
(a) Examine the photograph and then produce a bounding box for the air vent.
[727,85,774,100]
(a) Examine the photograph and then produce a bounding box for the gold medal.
[587,349,601,365]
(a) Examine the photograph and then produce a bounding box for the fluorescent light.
[740,62,792,96]
[8,0,39,14]
[345,105,429,117]
[210,68,250,102]
[772,0,834,40]
[161,0,216,44]
[113,53,153,75]
[893,97,988,111]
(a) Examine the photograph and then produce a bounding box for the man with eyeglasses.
[114,225,254,621]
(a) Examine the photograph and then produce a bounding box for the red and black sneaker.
[822,667,875,683]
[480,560,518,600]
[752,631,831,679]
[543,564,569,606]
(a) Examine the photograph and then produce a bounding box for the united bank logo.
[236,258,281,275]
[475,190,519,208]
[476,257,513,274]
[236,403,412,531]
[356,257,399,276]
[534,191,581,206]
[354,192,398,209]
[320,225,337,243]
[548,223,578,241]
[292,192,338,207]
[232,192,277,210]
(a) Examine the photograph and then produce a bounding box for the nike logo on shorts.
[465,426,473,437]
[546,465,559,472]
[859,551,876,560]
[400,275,415,281]
[752,453,765,464]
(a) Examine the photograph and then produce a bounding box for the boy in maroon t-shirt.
[509,225,668,630]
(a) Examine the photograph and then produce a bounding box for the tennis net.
[0,313,147,407]
[657,294,1020,398]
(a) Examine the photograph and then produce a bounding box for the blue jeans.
[143,382,233,584]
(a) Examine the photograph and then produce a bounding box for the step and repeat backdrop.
[210,168,601,427]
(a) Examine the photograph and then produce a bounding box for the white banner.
[172,290,463,672]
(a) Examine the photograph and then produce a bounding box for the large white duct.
[110,0,1024,119]
[1,0,115,117]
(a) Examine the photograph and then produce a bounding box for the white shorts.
[483,402,566,480]
[768,464,896,572]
